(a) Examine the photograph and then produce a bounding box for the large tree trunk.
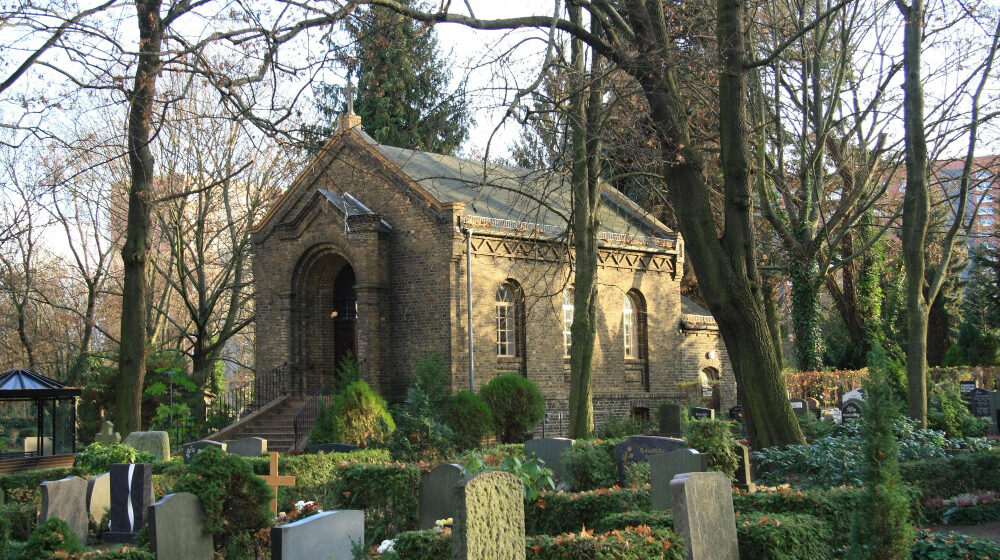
[897,0,929,426]
[762,274,784,370]
[116,0,163,436]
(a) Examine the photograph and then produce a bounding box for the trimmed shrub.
[0,502,39,541]
[524,486,650,536]
[412,351,452,415]
[309,379,395,447]
[443,390,493,450]
[526,526,685,560]
[0,468,76,505]
[736,512,834,560]
[733,486,865,549]
[595,509,673,533]
[911,529,1000,559]
[172,446,273,552]
[561,439,619,491]
[391,529,450,559]
[20,517,85,559]
[684,419,740,479]
[74,443,156,476]
[327,463,419,546]
[901,450,1000,502]
[244,449,391,506]
[480,372,545,443]
[387,386,454,463]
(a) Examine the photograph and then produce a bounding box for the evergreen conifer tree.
[313,0,470,155]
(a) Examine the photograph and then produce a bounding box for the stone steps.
[211,398,313,452]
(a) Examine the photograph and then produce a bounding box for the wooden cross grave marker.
[260,451,296,516]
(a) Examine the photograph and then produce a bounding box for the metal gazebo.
[0,369,81,463]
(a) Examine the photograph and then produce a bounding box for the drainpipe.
[464,227,476,393]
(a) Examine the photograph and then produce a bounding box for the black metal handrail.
[292,384,334,449]
[208,362,289,426]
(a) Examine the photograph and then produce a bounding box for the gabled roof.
[0,369,81,400]
[680,296,719,331]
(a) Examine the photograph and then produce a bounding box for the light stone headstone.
[419,463,464,529]
[659,403,683,437]
[524,438,573,483]
[842,388,865,402]
[86,472,111,521]
[453,471,525,560]
[651,448,707,511]
[670,471,739,560]
[103,463,154,544]
[40,475,89,542]
[148,492,214,560]
[122,431,170,462]
[734,443,756,492]
[614,435,686,483]
[95,421,121,446]
[24,436,53,455]
[182,440,227,464]
[225,437,267,458]
[271,510,364,560]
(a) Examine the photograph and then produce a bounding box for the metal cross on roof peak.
[344,81,357,115]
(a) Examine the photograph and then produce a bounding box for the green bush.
[796,412,844,443]
[0,503,39,541]
[462,455,554,501]
[0,468,76,505]
[561,439,619,491]
[846,344,913,560]
[911,529,1000,559]
[443,390,493,450]
[326,463,419,546]
[412,351,452,415]
[74,443,156,476]
[243,448,391,506]
[733,486,865,549]
[595,509,673,532]
[480,372,545,443]
[901,450,1000,502]
[524,486,650,536]
[83,546,156,559]
[928,381,988,438]
[737,512,834,560]
[387,386,454,463]
[684,419,740,479]
[20,517,85,559]
[390,529,450,559]
[526,526,685,560]
[172,446,273,552]
[309,379,395,447]
[598,414,649,439]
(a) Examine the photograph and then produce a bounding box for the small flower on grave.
[274,499,322,525]
[376,539,395,554]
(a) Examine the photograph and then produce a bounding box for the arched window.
[700,367,721,411]
[562,289,574,357]
[496,281,523,357]
[624,290,647,360]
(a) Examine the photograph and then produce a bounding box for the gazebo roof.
[0,369,82,400]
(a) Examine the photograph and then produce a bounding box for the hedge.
[900,450,1000,501]
[0,502,38,541]
[0,467,78,504]
[524,486,650,536]
[324,463,420,545]
[736,512,834,560]
[388,526,686,560]
[733,486,863,547]
[595,510,673,533]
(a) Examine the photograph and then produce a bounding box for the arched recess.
[292,246,358,394]
[700,367,721,412]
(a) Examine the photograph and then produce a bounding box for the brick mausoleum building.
[250,112,735,435]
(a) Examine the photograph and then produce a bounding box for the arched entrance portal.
[292,250,358,394]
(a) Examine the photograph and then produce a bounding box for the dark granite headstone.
[727,406,743,422]
[651,448,707,511]
[970,388,993,418]
[182,440,226,464]
[103,463,154,544]
[524,438,573,483]
[841,399,863,425]
[789,398,808,415]
[690,407,715,420]
[614,435,686,483]
[658,403,683,437]
[419,463,464,529]
[305,443,358,454]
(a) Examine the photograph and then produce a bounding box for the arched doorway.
[292,250,358,394]
[700,367,721,412]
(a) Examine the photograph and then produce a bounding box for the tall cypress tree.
[313,1,470,155]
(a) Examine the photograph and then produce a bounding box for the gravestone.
[226,437,267,458]
[40,475,89,542]
[841,399,864,425]
[182,440,226,464]
[24,436,53,455]
[658,403,683,437]
[86,472,111,522]
[960,380,977,398]
[805,397,822,418]
[670,471,739,560]
[650,448,707,511]
[305,442,357,454]
[690,407,714,420]
[842,388,865,402]
[94,421,121,446]
[733,443,755,492]
[727,406,742,422]
[614,435,686,483]
[991,392,1000,436]
[524,438,573,482]
[148,492,214,560]
[789,398,808,416]
[271,510,364,560]
[419,463,464,529]
[122,431,170,462]
[453,471,525,560]
[103,462,154,543]
[825,408,843,424]
[969,388,993,418]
